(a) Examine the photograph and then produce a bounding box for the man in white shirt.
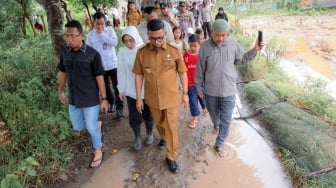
[137,6,174,43]
[86,12,124,117]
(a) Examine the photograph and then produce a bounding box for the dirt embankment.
[240,14,336,79]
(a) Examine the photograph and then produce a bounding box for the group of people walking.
[57,0,263,174]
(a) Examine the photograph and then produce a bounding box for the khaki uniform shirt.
[127,10,140,26]
[133,42,187,110]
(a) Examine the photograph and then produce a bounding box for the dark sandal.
[89,152,104,168]
[214,146,225,157]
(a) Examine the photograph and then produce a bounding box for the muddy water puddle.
[187,109,291,188]
[81,149,135,187]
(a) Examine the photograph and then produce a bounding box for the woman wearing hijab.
[215,7,228,22]
[117,26,154,150]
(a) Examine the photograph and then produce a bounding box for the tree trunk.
[40,15,47,33]
[19,1,27,36]
[37,0,65,58]
[25,13,36,36]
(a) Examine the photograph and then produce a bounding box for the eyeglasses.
[149,36,164,42]
[63,33,81,40]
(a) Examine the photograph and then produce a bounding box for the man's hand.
[119,92,126,102]
[197,91,204,99]
[181,94,189,107]
[58,93,69,105]
[254,40,264,52]
[136,99,144,114]
[100,100,109,114]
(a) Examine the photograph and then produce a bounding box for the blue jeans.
[69,104,102,148]
[188,86,207,117]
[205,95,236,148]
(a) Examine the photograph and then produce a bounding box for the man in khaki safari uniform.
[133,19,189,174]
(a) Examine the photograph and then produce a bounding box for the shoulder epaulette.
[137,43,146,50]
[167,42,179,49]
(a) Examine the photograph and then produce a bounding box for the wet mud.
[62,102,291,188]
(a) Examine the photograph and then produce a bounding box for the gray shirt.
[195,38,257,97]
[200,4,212,22]
[137,20,174,43]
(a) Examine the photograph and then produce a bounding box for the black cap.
[160,3,167,9]
[179,1,186,6]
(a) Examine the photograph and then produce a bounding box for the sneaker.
[165,158,179,173]
[158,139,166,150]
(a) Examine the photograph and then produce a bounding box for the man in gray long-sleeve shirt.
[194,19,263,157]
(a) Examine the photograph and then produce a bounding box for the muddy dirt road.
[62,98,290,188]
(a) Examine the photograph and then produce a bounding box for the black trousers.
[202,21,212,39]
[126,96,153,135]
[104,68,123,110]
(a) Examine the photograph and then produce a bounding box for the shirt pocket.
[161,57,174,71]
[76,60,91,76]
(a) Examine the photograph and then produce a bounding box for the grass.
[232,21,336,186]
[0,34,75,187]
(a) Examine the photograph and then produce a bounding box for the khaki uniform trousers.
[149,106,179,160]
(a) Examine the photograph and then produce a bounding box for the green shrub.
[0,35,75,186]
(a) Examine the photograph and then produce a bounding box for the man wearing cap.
[137,6,174,43]
[176,1,195,32]
[194,19,264,157]
[133,19,189,173]
[160,2,179,28]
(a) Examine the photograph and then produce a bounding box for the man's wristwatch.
[101,97,107,101]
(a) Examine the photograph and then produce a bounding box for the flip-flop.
[89,152,104,168]
[214,146,226,158]
[188,119,198,129]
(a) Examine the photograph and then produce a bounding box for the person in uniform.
[126,1,141,26]
[176,1,195,33]
[133,19,189,173]
[160,2,179,28]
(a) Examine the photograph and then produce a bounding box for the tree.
[36,0,65,57]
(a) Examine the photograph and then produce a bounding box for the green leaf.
[0,174,22,188]
[25,157,39,166]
